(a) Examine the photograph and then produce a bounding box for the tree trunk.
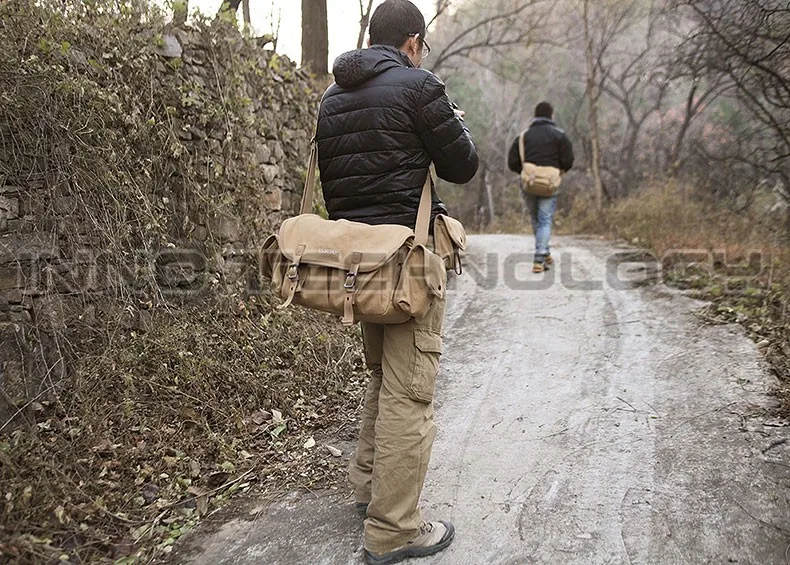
[485,169,495,228]
[302,0,329,75]
[621,128,640,196]
[242,0,251,33]
[583,0,604,210]
[669,80,708,174]
[477,163,494,230]
[217,0,242,15]
[357,0,374,49]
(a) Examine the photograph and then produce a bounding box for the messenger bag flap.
[277,213,415,272]
[434,215,466,250]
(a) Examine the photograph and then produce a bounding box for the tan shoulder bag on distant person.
[519,132,562,198]
[261,139,465,326]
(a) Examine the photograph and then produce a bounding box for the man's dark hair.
[535,102,553,119]
[369,0,426,48]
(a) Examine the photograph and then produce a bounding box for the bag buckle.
[345,251,362,290]
[287,264,299,281]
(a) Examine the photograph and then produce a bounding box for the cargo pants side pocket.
[409,330,443,403]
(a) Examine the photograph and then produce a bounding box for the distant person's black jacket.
[316,45,479,228]
[507,118,574,174]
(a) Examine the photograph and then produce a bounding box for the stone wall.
[0,19,320,426]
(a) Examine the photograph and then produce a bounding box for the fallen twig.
[616,396,638,413]
[0,382,61,434]
[762,437,788,454]
[157,467,256,511]
[731,497,790,535]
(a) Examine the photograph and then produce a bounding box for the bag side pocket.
[394,246,446,319]
[433,216,467,272]
[259,234,280,281]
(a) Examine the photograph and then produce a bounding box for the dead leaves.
[3,298,366,563]
[186,486,209,516]
[250,409,272,425]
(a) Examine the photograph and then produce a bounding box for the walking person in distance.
[508,102,574,273]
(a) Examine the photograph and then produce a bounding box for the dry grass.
[564,182,782,258]
[0,294,365,563]
[0,3,349,562]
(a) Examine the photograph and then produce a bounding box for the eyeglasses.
[408,33,431,59]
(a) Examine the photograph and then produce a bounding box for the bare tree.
[267,1,283,50]
[242,0,251,33]
[428,0,555,73]
[681,0,790,161]
[599,9,671,194]
[666,73,730,173]
[674,0,790,221]
[217,0,242,15]
[302,0,329,75]
[428,0,453,29]
[357,0,375,49]
[582,0,604,209]
[422,0,788,230]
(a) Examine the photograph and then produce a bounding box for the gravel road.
[176,235,790,565]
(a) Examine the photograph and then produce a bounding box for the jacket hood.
[332,45,413,88]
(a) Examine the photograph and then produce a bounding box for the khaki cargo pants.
[349,294,445,554]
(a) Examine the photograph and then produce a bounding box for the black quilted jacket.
[507,118,574,174]
[316,46,479,228]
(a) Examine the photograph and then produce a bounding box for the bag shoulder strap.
[299,135,433,246]
[414,170,432,247]
[518,131,526,166]
[298,138,319,215]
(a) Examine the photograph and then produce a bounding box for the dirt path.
[174,235,790,565]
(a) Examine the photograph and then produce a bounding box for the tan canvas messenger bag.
[519,132,562,198]
[261,139,465,326]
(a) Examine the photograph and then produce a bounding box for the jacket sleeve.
[559,133,574,172]
[507,135,522,173]
[416,73,479,184]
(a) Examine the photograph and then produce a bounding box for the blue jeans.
[522,192,558,262]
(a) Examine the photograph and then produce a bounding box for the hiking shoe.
[355,502,369,517]
[364,520,455,565]
[544,254,554,265]
[533,262,546,273]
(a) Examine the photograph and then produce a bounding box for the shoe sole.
[364,521,455,565]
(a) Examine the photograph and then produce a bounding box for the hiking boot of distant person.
[533,261,548,273]
[544,253,554,265]
[364,521,455,565]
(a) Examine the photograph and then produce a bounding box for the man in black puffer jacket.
[315,2,478,564]
[507,102,574,273]
[317,12,477,228]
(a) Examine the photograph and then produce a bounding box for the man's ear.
[410,36,421,56]
[403,36,419,57]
